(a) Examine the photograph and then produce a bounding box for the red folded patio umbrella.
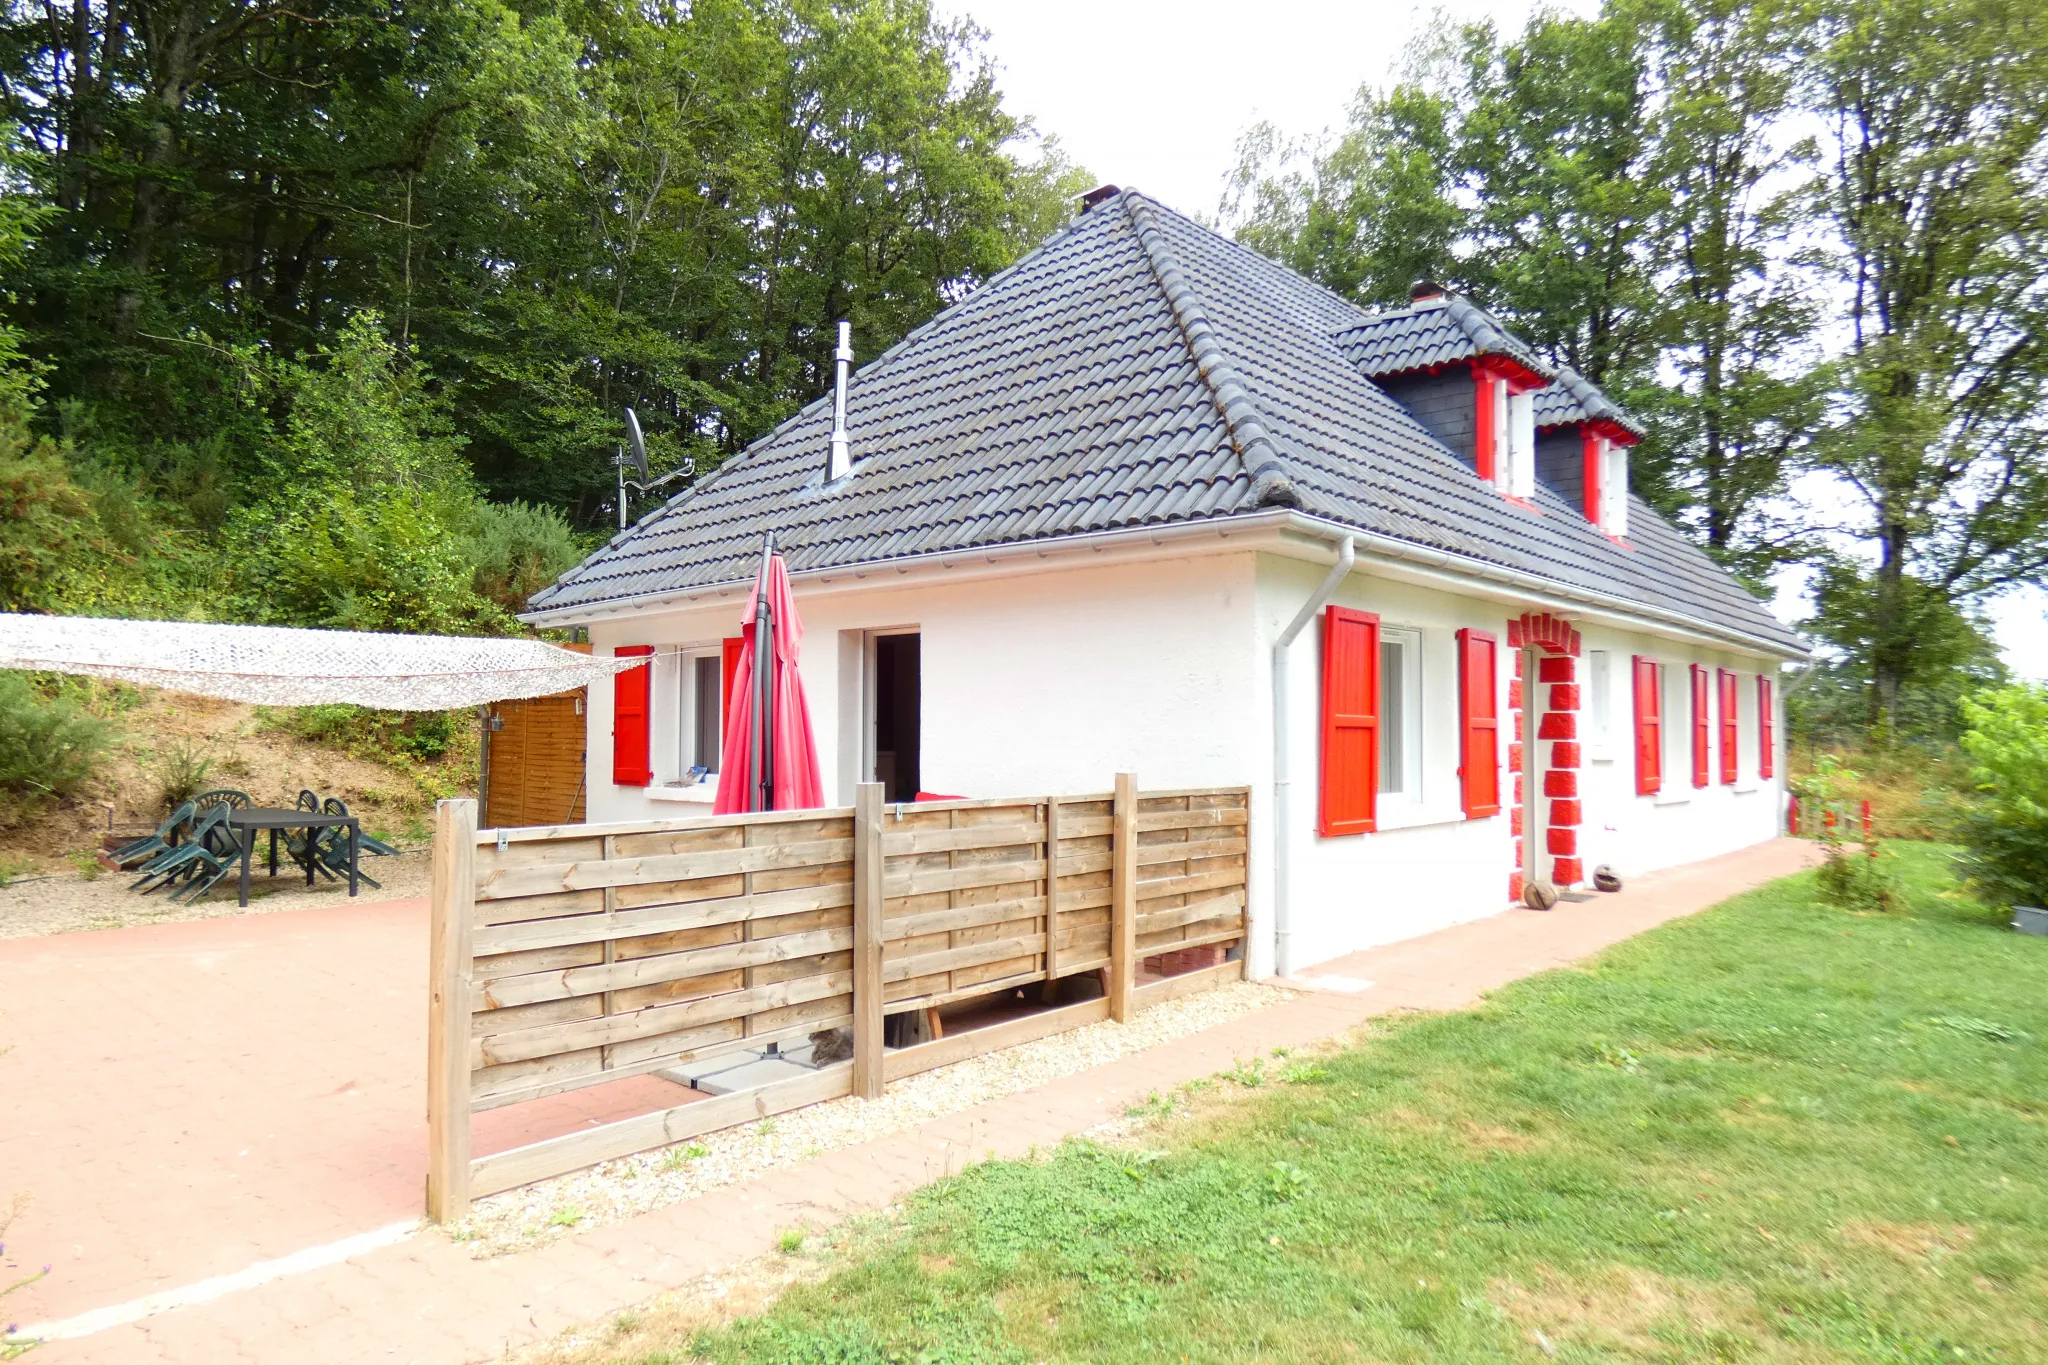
[714,535,824,814]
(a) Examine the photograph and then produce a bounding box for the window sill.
[1732,781,1760,795]
[1373,807,1476,833]
[1588,743,1615,764]
[647,783,718,805]
[1653,792,1692,807]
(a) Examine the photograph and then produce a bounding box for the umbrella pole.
[756,592,775,811]
[750,533,776,812]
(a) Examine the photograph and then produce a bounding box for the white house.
[522,188,1804,979]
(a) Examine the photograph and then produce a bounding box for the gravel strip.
[452,979,1293,1255]
[0,851,430,938]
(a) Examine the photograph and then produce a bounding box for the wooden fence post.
[1043,796,1062,986]
[425,797,477,1222]
[852,782,886,1099]
[1110,771,1137,1023]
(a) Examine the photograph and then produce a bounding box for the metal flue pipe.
[827,321,852,482]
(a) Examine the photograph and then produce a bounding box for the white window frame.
[1377,626,1424,807]
[1657,659,1692,805]
[1599,439,1629,536]
[1506,389,1536,498]
[1732,670,1760,792]
[650,643,726,797]
[1491,380,1511,489]
[1587,648,1614,762]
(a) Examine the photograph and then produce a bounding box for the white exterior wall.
[582,553,1260,822]
[1254,554,1517,970]
[572,543,1787,979]
[1571,625,1785,881]
[1253,553,1787,972]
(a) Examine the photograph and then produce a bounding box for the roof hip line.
[1120,191,1299,509]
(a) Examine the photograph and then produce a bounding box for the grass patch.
[606,844,2048,1365]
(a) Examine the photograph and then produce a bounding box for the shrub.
[1792,754,1900,913]
[262,703,460,763]
[154,736,218,808]
[1955,684,2048,910]
[0,670,111,810]
[458,499,585,616]
[224,313,583,635]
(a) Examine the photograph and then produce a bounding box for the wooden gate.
[481,690,587,829]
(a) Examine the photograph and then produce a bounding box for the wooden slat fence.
[426,775,1250,1219]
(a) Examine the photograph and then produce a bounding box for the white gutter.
[1277,512,1808,660]
[1270,534,1353,979]
[523,507,1805,661]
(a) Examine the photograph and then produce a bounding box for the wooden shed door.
[483,691,588,828]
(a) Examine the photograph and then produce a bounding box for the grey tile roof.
[1533,361,1647,438]
[528,191,1799,654]
[1334,294,1555,381]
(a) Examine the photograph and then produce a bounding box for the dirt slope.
[1,685,476,876]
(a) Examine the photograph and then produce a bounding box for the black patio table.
[227,807,359,907]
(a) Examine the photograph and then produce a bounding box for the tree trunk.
[1867,516,1913,736]
[112,1,213,338]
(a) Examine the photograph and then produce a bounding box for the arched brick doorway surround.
[1507,612,1582,901]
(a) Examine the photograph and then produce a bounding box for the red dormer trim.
[1580,428,1604,524]
[1474,368,1497,483]
[1471,354,1549,393]
[1470,355,1547,483]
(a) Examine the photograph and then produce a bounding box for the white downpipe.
[1271,534,1354,979]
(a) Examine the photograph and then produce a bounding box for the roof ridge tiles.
[1119,190,1300,510]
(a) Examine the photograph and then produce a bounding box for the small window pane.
[1379,639,1404,793]
[1589,650,1611,734]
[693,655,722,771]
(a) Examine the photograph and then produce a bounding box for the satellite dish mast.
[614,405,695,531]
[624,406,651,482]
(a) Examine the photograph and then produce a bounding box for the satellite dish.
[623,407,650,482]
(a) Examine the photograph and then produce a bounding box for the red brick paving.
[5,838,1818,1362]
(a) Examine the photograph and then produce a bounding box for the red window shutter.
[721,636,745,727]
[1690,665,1710,788]
[1473,371,1499,483]
[1718,669,1739,784]
[1318,606,1379,836]
[612,645,655,787]
[1632,656,1661,795]
[1457,629,1501,818]
[1581,428,1603,524]
[1757,676,1775,779]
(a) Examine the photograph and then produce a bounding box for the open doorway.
[870,632,921,801]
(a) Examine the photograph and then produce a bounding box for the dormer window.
[1580,425,1634,537]
[1473,359,1543,498]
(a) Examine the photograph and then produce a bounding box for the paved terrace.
[1,839,1819,1363]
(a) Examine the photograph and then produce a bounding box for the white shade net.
[0,614,642,710]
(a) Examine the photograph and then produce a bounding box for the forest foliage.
[0,0,1084,630]
[1226,0,2048,738]
[1,0,2042,753]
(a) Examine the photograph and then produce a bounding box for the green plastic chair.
[133,805,233,896]
[110,802,196,870]
[310,797,381,889]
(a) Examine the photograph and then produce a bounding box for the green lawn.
[639,845,2048,1364]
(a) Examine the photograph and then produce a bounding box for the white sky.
[953,0,1588,221]
[950,0,2048,680]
